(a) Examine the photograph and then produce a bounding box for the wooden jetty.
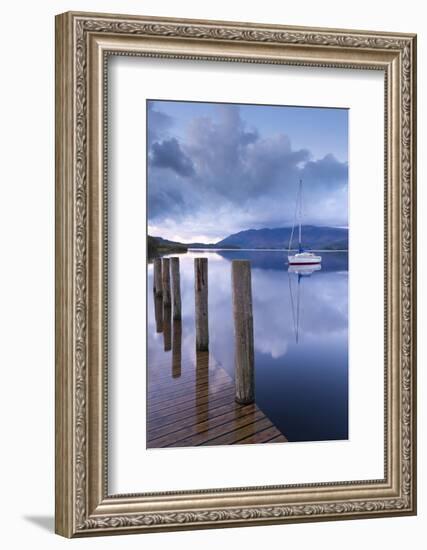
[147,346,287,448]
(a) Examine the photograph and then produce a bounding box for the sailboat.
[287,179,322,265]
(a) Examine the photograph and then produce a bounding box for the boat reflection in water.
[288,263,322,344]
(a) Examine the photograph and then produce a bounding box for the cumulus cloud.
[147,102,348,241]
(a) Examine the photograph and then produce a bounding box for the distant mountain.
[216,226,348,250]
[148,235,238,253]
[148,235,188,257]
[149,225,348,254]
[187,242,240,249]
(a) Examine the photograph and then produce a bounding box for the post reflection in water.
[172,321,182,378]
[162,304,172,352]
[154,294,163,333]
[196,351,209,424]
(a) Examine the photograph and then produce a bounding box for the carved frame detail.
[55,11,416,537]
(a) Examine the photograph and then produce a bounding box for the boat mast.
[288,180,299,253]
[298,179,302,253]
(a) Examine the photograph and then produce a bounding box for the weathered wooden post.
[162,258,171,306]
[172,321,182,378]
[153,258,162,297]
[194,258,209,351]
[232,260,255,404]
[196,350,209,422]
[170,257,182,320]
[154,294,163,333]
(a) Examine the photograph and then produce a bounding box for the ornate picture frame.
[55,11,416,537]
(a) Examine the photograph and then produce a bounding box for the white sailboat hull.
[288,252,322,265]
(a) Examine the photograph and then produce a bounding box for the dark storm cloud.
[147,102,174,145]
[150,138,195,177]
[302,153,348,187]
[147,103,348,240]
[148,180,188,220]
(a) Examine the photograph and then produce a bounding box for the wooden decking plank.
[147,391,237,428]
[148,363,220,384]
[167,409,265,448]
[147,356,196,373]
[266,433,288,443]
[147,351,287,447]
[148,370,230,404]
[147,353,213,379]
[147,370,217,393]
[147,367,223,391]
[148,382,211,407]
[199,417,273,446]
[147,384,234,416]
[148,406,260,448]
[234,425,286,445]
[147,402,257,441]
[148,384,234,417]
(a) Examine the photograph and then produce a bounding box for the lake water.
[147,250,348,443]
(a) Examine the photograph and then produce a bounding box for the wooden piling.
[162,258,171,306]
[232,260,255,404]
[172,321,182,378]
[153,258,162,297]
[171,257,182,320]
[194,258,209,351]
[196,351,209,422]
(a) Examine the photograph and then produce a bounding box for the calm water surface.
[147,250,348,442]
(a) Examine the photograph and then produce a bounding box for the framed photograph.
[55,11,417,537]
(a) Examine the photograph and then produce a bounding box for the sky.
[147,100,348,243]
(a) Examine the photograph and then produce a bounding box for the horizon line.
[149,224,348,244]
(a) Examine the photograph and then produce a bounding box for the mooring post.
[162,258,171,306]
[232,260,255,404]
[153,257,162,297]
[170,257,182,320]
[196,350,209,422]
[194,258,209,351]
[172,321,182,378]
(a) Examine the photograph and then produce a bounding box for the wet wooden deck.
[147,327,287,448]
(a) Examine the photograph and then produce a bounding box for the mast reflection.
[288,264,322,344]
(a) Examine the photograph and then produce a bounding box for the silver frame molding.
[55,11,417,537]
